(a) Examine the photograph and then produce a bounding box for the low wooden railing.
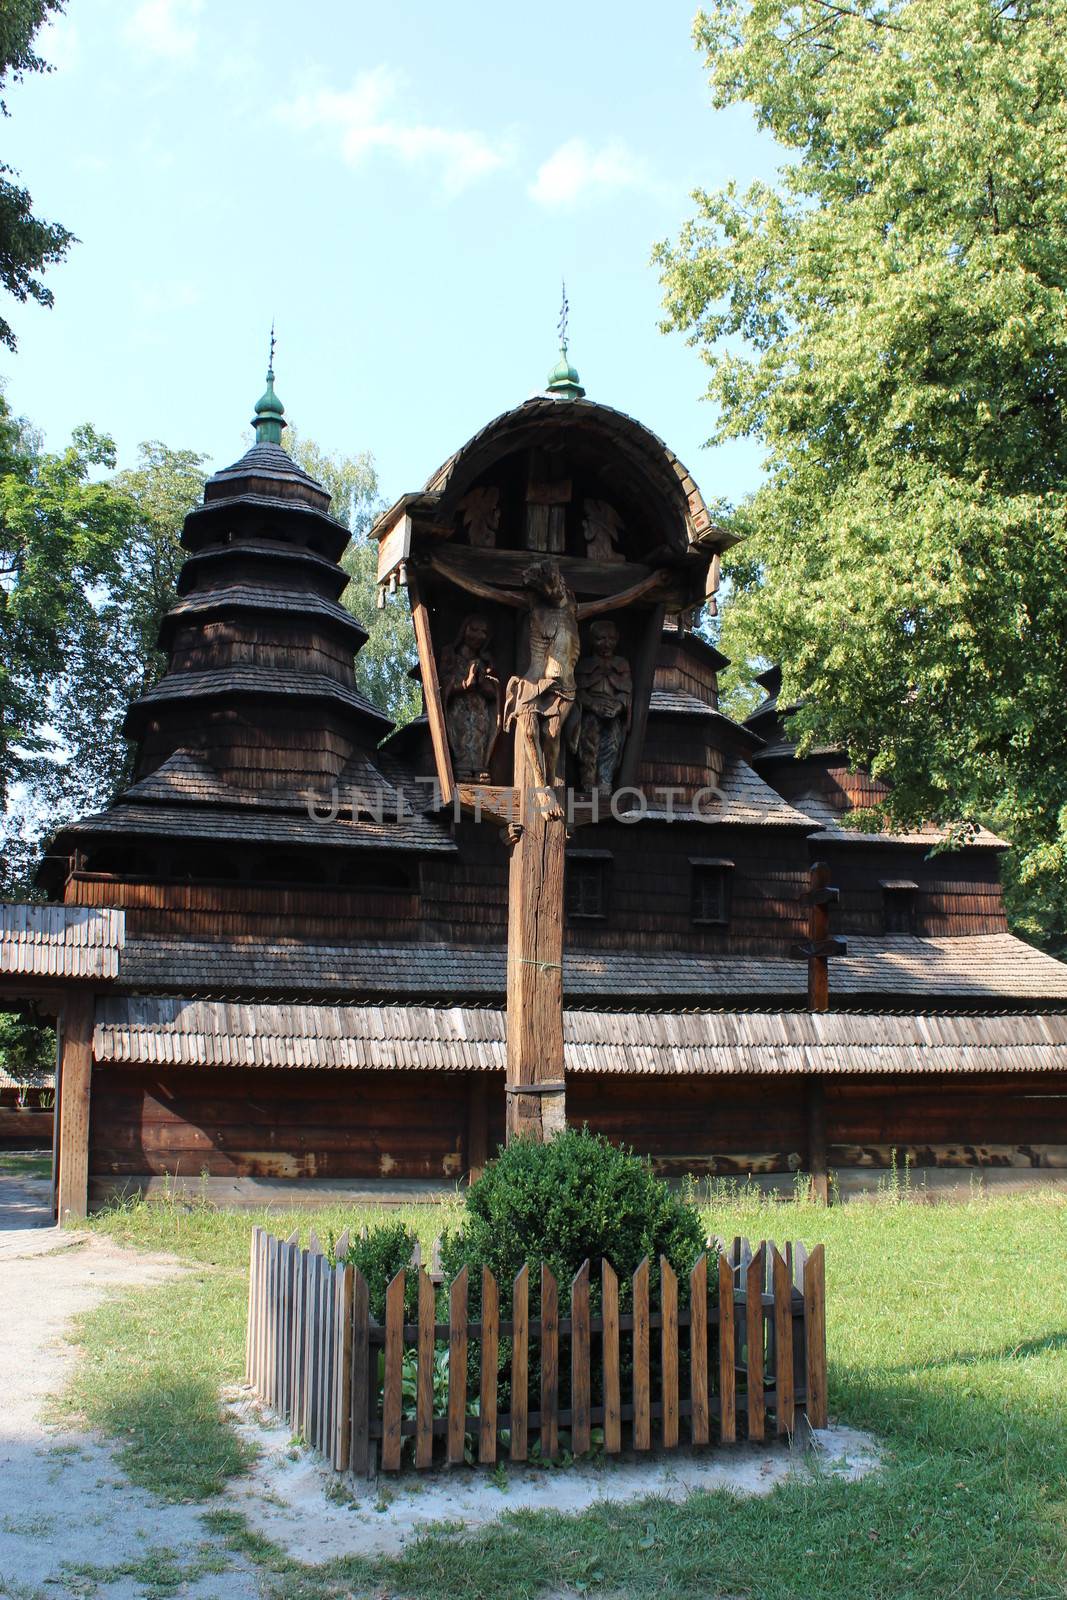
[245,1228,827,1475]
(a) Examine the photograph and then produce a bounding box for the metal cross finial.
[558,280,569,356]
[268,320,276,377]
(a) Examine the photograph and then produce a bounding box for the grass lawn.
[0,1149,52,1178]
[68,1186,1067,1600]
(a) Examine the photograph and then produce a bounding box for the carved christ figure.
[439,613,502,780]
[429,553,668,816]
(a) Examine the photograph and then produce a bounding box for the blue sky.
[1,0,780,512]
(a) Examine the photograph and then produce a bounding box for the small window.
[338,861,411,891]
[690,858,734,926]
[566,855,609,921]
[882,881,917,934]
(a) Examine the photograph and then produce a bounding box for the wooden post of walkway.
[505,746,566,1144]
[56,991,94,1223]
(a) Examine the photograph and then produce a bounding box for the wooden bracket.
[790,937,848,961]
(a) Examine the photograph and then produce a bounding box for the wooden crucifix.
[428,551,672,1141]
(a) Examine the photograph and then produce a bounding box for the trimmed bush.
[439,1127,707,1311]
[328,1221,417,1321]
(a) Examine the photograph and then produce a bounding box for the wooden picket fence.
[245,1227,827,1476]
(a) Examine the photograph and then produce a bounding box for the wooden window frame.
[881,880,918,935]
[566,850,612,923]
[689,856,735,927]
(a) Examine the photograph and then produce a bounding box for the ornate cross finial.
[252,325,286,444]
[546,280,585,401]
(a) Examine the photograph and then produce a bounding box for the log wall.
[88,1066,1067,1198]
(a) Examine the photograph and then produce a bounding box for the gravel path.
[0,1176,260,1600]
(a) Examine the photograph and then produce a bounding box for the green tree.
[0,395,134,812]
[0,0,73,349]
[285,430,419,724]
[43,442,208,813]
[656,0,1067,949]
[0,432,205,894]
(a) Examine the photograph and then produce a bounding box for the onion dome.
[545,345,585,401]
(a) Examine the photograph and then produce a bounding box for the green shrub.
[328,1221,417,1321]
[439,1128,707,1312]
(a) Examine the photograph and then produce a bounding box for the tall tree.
[0,0,73,349]
[285,430,420,725]
[0,431,204,894]
[657,0,1067,948]
[0,396,134,812]
[42,442,208,817]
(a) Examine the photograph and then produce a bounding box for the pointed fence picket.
[244,1228,828,1477]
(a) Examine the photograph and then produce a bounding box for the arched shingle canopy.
[420,394,719,554]
[372,394,734,564]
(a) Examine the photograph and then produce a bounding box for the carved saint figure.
[428,552,669,816]
[457,485,500,549]
[439,614,502,780]
[573,619,632,792]
[582,499,625,563]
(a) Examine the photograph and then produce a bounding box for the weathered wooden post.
[793,862,846,1202]
[504,744,567,1142]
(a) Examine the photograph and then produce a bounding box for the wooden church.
[3,347,1067,1219]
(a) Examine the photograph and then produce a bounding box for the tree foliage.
[0,0,73,349]
[657,0,1067,948]
[0,427,204,894]
[284,430,419,725]
[0,394,135,810]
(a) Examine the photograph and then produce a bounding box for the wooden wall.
[820,842,1010,937]
[89,1066,1067,1197]
[89,1067,470,1182]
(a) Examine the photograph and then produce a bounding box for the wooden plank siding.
[88,1065,1067,1191]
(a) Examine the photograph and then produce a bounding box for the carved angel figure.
[457,485,500,549]
[573,619,633,791]
[582,498,625,563]
[439,614,503,780]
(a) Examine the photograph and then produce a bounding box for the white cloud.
[124,0,203,62]
[280,67,510,198]
[529,138,658,208]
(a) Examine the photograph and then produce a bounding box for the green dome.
[251,369,286,444]
[546,347,585,401]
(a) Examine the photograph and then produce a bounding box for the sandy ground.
[0,1175,260,1600]
[224,1397,880,1564]
[0,1169,882,1597]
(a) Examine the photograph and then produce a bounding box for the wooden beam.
[807,1079,829,1205]
[617,602,666,792]
[406,566,455,807]
[56,991,94,1223]
[467,1076,489,1180]
[809,863,832,1012]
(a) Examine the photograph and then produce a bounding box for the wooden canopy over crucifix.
[375,388,734,1143]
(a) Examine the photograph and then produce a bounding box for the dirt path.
[0,1179,260,1600]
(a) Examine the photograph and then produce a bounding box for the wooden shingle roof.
[124,667,391,729]
[92,997,1067,1076]
[110,931,1067,1004]
[0,906,124,981]
[161,584,367,643]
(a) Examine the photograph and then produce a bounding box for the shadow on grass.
[201,1357,1067,1600]
[877,1329,1067,1374]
